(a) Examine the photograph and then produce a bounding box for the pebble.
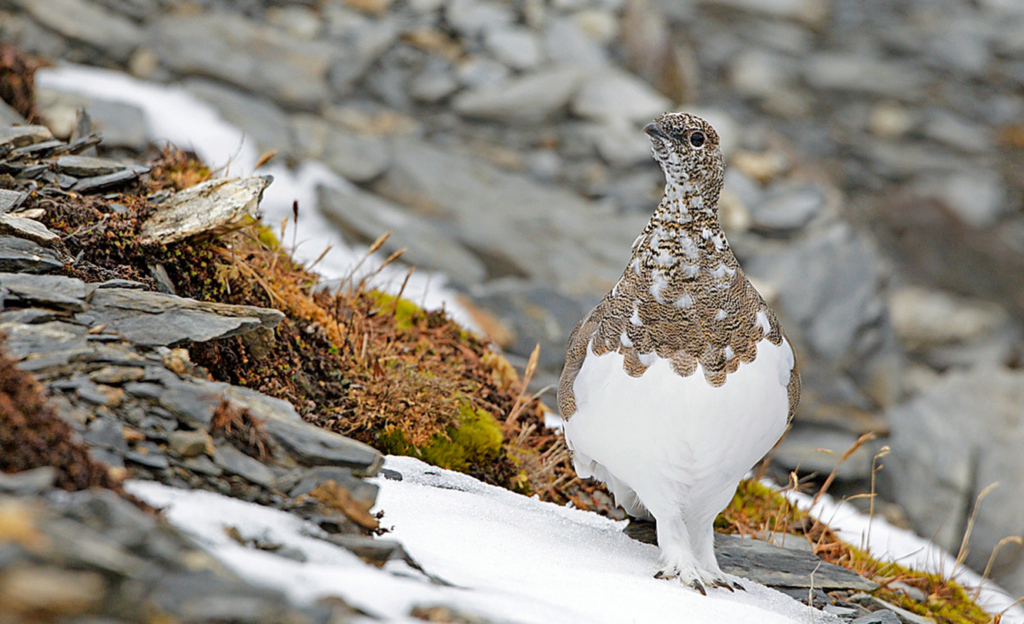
[453,66,587,123]
[213,445,277,488]
[153,13,335,110]
[572,67,672,124]
[485,27,544,70]
[168,429,211,458]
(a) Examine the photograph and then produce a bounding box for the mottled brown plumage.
[558,112,800,422]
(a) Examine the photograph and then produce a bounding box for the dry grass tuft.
[209,400,272,461]
[0,338,121,492]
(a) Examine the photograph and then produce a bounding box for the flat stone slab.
[77,288,284,346]
[0,125,54,152]
[264,418,383,477]
[139,176,272,245]
[0,235,63,274]
[0,189,28,213]
[0,213,61,245]
[71,168,143,194]
[55,155,129,177]
[0,272,96,311]
[623,520,877,591]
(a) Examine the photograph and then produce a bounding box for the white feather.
[564,336,793,584]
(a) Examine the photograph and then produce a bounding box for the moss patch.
[419,402,503,472]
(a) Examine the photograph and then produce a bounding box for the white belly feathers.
[563,336,793,518]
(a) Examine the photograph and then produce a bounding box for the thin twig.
[813,432,877,506]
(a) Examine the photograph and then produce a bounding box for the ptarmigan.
[558,112,800,593]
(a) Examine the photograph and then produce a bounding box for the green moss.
[420,402,503,472]
[378,401,504,472]
[256,223,280,250]
[377,427,415,456]
[367,291,423,330]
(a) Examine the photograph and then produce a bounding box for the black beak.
[643,122,668,140]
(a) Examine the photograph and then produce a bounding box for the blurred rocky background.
[2,0,1024,598]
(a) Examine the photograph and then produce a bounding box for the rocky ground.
[2,0,1024,608]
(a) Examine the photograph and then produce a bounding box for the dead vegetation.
[209,400,272,461]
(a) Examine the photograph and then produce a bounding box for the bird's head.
[643,112,725,208]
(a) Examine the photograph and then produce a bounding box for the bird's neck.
[647,179,731,258]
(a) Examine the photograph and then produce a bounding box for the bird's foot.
[655,565,742,595]
[710,577,745,592]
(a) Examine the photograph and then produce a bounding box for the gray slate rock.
[572,68,672,124]
[543,17,608,69]
[744,224,888,365]
[773,425,877,481]
[0,272,95,311]
[71,169,143,194]
[0,236,63,274]
[0,189,28,214]
[0,126,53,153]
[54,155,127,177]
[153,13,336,110]
[11,0,144,61]
[281,466,379,511]
[624,520,877,591]
[158,384,225,427]
[0,99,24,126]
[317,184,487,285]
[375,136,646,295]
[263,419,383,477]
[453,66,587,123]
[484,26,544,70]
[326,19,399,96]
[78,288,284,346]
[183,79,296,158]
[0,214,60,246]
[0,320,92,366]
[749,185,825,232]
[213,445,276,488]
[803,53,931,98]
[883,365,1024,597]
[0,467,57,495]
[320,127,391,183]
[140,176,272,246]
[851,610,902,624]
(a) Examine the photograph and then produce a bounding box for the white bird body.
[564,336,794,585]
[558,112,800,592]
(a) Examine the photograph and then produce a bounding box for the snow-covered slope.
[129,456,834,624]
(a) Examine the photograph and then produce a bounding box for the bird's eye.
[689,131,706,148]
